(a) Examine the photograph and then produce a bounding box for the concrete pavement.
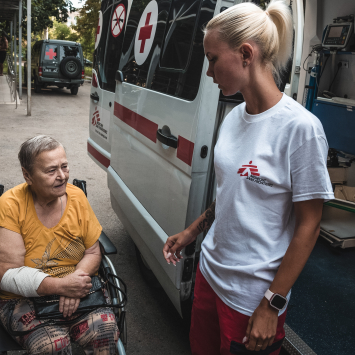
[0,74,19,105]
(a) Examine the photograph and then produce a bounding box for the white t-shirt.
[199,94,334,317]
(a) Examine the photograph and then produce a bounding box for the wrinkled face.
[25,146,69,200]
[204,30,246,96]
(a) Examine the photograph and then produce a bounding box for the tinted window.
[103,0,128,92]
[160,0,201,71]
[93,0,114,88]
[119,0,216,101]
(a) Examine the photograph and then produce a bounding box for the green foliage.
[253,0,270,10]
[72,0,100,62]
[22,0,76,34]
[49,20,71,40]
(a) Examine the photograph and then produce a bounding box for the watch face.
[271,294,287,310]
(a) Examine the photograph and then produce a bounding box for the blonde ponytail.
[205,0,293,84]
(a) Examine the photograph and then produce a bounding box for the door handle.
[115,70,124,82]
[90,92,99,101]
[156,127,178,149]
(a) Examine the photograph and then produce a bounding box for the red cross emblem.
[138,12,153,53]
[95,19,101,42]
[45,48,56,60]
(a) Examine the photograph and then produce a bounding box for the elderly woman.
[0,136,118,354]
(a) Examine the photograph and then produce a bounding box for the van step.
[283,324,317,355]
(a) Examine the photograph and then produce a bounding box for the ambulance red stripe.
[114,102,157,143]
[87,142,110,168]
[114,102,194,166]
[177,136,194,166]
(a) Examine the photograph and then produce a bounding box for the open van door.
[283,0,304,101]
[88,0,129,170]
[108,0,219,315]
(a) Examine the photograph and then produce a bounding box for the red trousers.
[190,265,287,355]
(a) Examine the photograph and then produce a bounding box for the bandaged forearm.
[0,267,51,297]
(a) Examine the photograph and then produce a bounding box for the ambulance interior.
[275,0,355,354]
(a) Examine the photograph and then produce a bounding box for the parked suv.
[26,39,84,95]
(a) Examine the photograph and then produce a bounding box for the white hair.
[205,0,293,84]
[18,135,65,173]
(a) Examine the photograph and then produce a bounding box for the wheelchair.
[0,182,127,355]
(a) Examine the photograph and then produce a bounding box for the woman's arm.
[244,199,324,351]
[0,227,26,280]
[58,240,101,317]
[163,200,216,265]
[0,227,92,299]
[75,241,101,275]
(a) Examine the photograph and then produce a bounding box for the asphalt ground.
[0,82,190,354]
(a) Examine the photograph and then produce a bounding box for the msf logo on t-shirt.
[237,161,260,177]
[238,161,273,187]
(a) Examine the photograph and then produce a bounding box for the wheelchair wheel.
[100,256,127,349]
[119,310,127,346]
[117,338,126,355]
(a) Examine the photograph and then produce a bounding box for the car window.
[103,0,128,92]
[160,0,201,71]
[119,0,216,101]
[44,44,58,61]
[93,0,113,89]
[59,45,80,61]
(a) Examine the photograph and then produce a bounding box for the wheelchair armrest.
[99,231,117,255]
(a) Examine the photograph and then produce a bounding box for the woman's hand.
[243,298,279,351]
[162,200,216,265]
[59,296,80,318]
[163,230,195,265]
[58,269,92,298]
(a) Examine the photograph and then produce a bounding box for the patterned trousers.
[0,298,119,355]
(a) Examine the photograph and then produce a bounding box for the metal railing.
[6,53,18,108]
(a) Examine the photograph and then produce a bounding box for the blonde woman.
[163,1,333,354]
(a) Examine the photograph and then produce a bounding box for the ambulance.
[88,0,355,354]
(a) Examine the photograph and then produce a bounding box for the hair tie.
[265,11,270,16]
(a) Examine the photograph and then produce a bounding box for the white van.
[88,0,355,354]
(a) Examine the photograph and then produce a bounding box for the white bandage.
[0,267,51,297]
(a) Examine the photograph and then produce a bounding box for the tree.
[49,20,71,40]
[72,0,100,61]
[22,0,76,35]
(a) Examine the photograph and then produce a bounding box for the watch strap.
[264,289,274,301]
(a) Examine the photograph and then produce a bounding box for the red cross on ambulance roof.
[46,48,56,60]
[138,12,153,53]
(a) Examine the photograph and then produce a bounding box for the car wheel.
[34,77,41,93]
[134,245,161,289]
[60,56,82,79]
[70,86,79,95]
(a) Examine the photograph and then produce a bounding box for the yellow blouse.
[0,183,102,299]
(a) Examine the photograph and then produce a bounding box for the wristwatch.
[264,289,288,311]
